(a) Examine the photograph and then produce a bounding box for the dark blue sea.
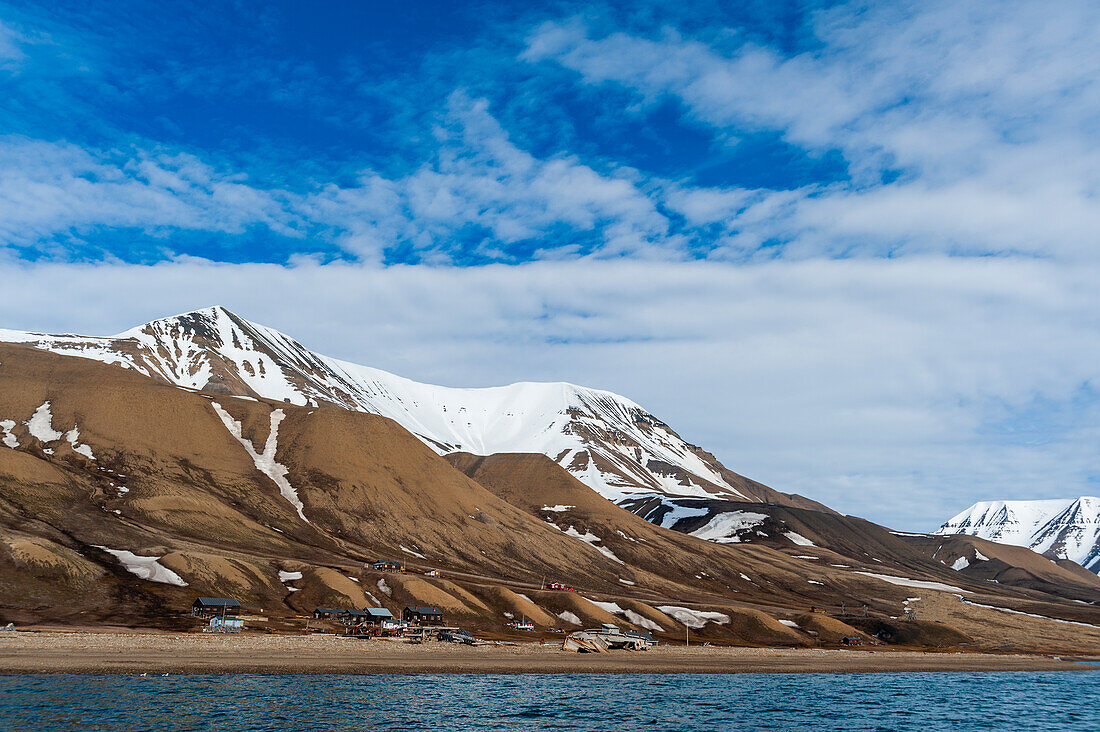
[0,672,1096,731]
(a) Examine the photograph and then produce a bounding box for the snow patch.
[279,571,303,582]
[618,578,635,585]
[399,545,426,559]
[689,511,768,543]
[26,402,62,443]
[542,505,574,512]
[377,578,392,597]
[96,547,187,586]
[778,619,800,628]
[656,606,730,629]
[547,523,624,564]
[783,531,815,547]
[623,610,663,632]
[0,420,17,448]
[950,556,970,571]
[211,403,307,521]
[586,599,624,615]
[64,426,94,459]
[557,611,582,625]
[658,503,710,528]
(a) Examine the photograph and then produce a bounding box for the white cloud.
[0,21,26,71]
[306,92,671,261]
[526,1,1100,260]
[1,256,1098,531]
[0,137,301,252]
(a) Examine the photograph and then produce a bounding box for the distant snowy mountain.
[935,498,1100,574]
[0,306,768,515]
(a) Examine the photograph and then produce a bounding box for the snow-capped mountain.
[935,498,1100,574]
[0,306,762,510]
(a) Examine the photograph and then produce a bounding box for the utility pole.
[686,624,690,647]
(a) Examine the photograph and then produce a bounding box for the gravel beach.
[0,631,1095,674]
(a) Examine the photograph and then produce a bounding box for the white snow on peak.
[210,402,307,521]
[0,419,17,448]
[936,498,1100,573]
[96,547,187,586]
[25,401,62,443]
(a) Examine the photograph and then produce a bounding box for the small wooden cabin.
[403,606,444,625]
[372,560,404,573]
[362,607,395,626]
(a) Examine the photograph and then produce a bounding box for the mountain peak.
[936,497,1100,574]
[0,308,769,515]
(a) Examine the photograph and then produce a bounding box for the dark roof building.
[372,560,404,573]
[192,597,241,618]
[313,607,351,619]
[403,606,444,624]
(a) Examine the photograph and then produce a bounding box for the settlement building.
[192,597,241,618]
[362,607,395,626]
[372,560,404,573]
[313,607,350,620]
[403,606,444,625]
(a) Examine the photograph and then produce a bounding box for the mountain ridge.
[0,306,812,535]
[935,497,1100,574]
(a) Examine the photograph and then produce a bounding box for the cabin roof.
[364,607,394,618]
[404,605,443,615]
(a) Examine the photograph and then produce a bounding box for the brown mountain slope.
[1,342,1098,652]
[449,452,1100,634]
[0,343,655,619]
[899,533,1100,602]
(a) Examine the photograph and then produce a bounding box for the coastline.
[0,632,1096,675]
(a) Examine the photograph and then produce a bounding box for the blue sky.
[2,0,1099,529]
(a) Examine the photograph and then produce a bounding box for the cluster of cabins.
[192,596,448,637]
[313,605,447,636]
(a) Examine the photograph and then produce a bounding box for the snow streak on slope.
[935,498,1100,574]
[210,402,306,521]
[0,307,756,510]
